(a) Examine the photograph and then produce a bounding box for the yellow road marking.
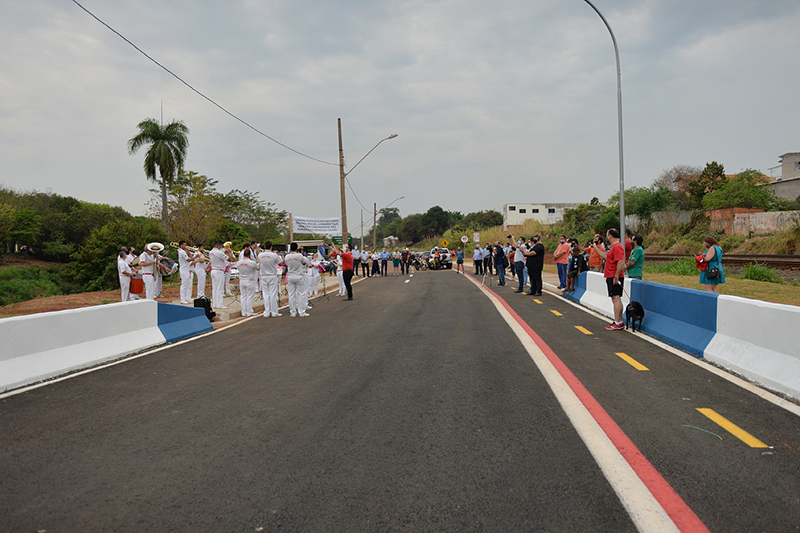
[550,310,563,316]
[575,326,593,335]
[615,352,649,371]
[696,408,769,448]
[533,299,542,304]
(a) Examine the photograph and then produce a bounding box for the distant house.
[762,152,800,201]
[502,203,581,231]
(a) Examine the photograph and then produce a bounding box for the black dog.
[625,301,645,331]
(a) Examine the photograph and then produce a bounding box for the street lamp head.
[387,134,398,139]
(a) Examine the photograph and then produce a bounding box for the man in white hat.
[139,245,158,300]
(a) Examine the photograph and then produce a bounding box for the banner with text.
[293,216,342,236]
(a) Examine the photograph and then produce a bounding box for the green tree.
[463,210,503,230]
[701,169,777,211]
[398,213,423,243]
[128,118,190,232]
[687,161,726,208]
[10,209,41,249]
[0,203,16,252]
[420,206,449,238]
[653,164,702,210]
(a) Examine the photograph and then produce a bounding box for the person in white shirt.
[223,241,236,295]
[310,253,321,297]
[138,248,157,300]
[177,240,194,304]
[335,253,345,295]
[285,242,310,317]
[257,240,282,318]
[209,240,229,309]
[237,248,259,317]
[192,245,208,298]
[117,251,136,302]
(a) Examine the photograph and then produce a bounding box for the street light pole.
[337,119,397,250]
[583,0,626,242]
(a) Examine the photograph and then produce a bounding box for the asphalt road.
[1,270,799,532]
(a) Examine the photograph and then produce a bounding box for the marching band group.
[117,240,327,319]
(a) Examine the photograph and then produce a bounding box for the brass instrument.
[170,242,210,260]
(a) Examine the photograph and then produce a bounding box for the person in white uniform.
[310,253,321,297]
[208,240,228,309]
[177,240,194,304]
[224,242,236,295]
[257,240,282,318]
[284,242,310,317]
[117,250,136,302]
[192,245,208,298]
[237,248,259,317]
[336,253,345,295]
[138,247,157,300]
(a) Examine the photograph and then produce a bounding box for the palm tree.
[127,118,190,232]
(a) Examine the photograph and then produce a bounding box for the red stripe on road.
[472,277,709,533]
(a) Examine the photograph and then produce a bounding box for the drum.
[130,274,144,295]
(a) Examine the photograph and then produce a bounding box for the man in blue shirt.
[472,246,483,275]
[380,249,390,276]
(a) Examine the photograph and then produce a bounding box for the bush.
[0,266,64,306]
[740,263,784,284]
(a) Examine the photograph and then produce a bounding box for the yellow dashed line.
[575,326,593,335]
[615,352,649,371]
[533,299,542,304]
[550,310,563,316]
[696,408,769,448]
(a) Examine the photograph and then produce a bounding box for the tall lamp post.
[373,196,405,250]
[338,118,398,249]
[583,0,626,241]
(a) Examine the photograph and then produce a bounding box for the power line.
[71,0,337,167]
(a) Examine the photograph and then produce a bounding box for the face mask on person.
[559,239,565,244]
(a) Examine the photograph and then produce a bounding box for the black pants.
[529,269,542,295]
[361,262,369,276]
[475,259,483,275]
[343,269,354,298]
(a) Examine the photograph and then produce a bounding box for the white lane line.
[404,280,410,284]
[474,280,682,533]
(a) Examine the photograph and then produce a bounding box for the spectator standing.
[624,235,645,280]
[332,243,354,300]
[523,235,545,296]
[392,249,401,275]
[493,242,506,286]
[473,246,484,275]
[455,247,465,274]
[510,237,525,292]
[380,248,390,276]
[361,249,371,277]
[483,243,493,275]
[401,248,410,275]
[699,236,726,294]
[586,234,605,272]
[565,245,588,293]
[603,229,626,330]
[554,235,570,289]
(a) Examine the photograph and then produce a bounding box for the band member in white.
[177,240,193,304]
[224,241,236,295]
[257,240,282,318]
[117,250,136,302]
[192,245,208,298]
[336,252,345,296]
[310,252,321,297]
[285,242,310,317]
[302,252,313,311]
[237,248,259,317]
[139,247,157,300]
[209,240,228,309]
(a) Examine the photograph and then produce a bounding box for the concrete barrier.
[706,296,800,399]
[0,300,212,392]
[563,271,800,400]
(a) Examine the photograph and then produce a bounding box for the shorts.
[567,269,578,279]
[606,277,624,297]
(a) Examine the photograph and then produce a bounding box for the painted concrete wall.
[733,210,800,236]
[0,301,212,392]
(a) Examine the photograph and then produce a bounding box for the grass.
[0,266,66,306]
[641,273,800,307]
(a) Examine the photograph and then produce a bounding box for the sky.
[2,0,799,237]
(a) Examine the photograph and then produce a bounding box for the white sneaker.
[290,314,297,318]
[298,312,310,317]
[273,313,283,317]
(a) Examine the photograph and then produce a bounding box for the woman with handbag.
[699,236,725,294]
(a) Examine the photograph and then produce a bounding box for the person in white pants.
[285,242,310,317]
[138,248,157,300]
[336,253,345,295]
[224,242,235,295]
[310,253,321,297]
[209,240,228,309]
[193,245,208,298]
[258,241,282,318]
[177,241,194,304]
[237,248,259,317]
[117,251,136,302]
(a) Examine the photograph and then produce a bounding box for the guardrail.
[565,272,800,399]
[0,300,212,392]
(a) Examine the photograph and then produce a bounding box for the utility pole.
[360,210,364,251]
[373,203,377,250]
[338,118,348,248]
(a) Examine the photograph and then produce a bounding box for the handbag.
[706,266,721,279]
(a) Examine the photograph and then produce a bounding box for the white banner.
[293,216,342,235]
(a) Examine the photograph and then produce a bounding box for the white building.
[502,203,581,231]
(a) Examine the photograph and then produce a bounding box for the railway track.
[647,253,800,270]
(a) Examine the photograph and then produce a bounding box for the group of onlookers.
[346,247,412,277]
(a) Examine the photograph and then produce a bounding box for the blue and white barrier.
[0,300,212,392]
[565,272,800,399]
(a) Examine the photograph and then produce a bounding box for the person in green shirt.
[623,235,644,279]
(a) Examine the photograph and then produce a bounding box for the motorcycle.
[411,256,427,271]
